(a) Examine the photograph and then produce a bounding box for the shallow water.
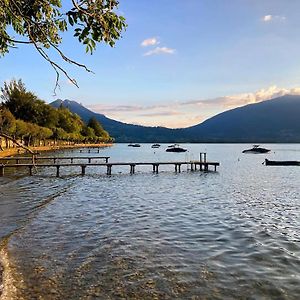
[0,144,299,299]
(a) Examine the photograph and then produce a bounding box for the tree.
[0,0,126,89]
[1,79,45,124]
[88,117,109,138]
[81,125,96,142]
[57,106,84,133]
[0,106,16,148]
[0,106,16,135]
[15,119,29,143]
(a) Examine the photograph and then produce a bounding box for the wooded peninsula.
[0,79,113,153]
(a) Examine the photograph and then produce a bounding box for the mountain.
[184,95,300,143]
[50,95,300,143]
[50,99,184,142]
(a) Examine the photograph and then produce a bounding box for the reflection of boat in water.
[166,144,187,152]
[242,145,270,154]
[265,159,300,166]
[128,143,141,147]
[151,144,161,148]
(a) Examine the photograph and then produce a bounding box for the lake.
[0,144,299,299]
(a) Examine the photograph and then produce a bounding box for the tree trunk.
[0,133,35,154]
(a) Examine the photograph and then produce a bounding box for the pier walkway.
[0,152,219,177]
[0,160,219,177]
[0,156,110,164]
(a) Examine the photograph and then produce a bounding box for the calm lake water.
[0,144,299,299]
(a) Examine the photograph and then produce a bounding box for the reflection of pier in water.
[0,152,219,177]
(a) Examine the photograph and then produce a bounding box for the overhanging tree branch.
[0,132,35,154]
[0,0,127,91]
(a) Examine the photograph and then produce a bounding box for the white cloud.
[143,47,175,56]
[263,15,273,22]
[138,111,182,117]
[218,85,300,108]
[262,15,286,22]
[141,38,159,47]
[87,85,300,128]
[181,85,300,109]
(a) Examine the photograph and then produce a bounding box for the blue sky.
[1,0,300,127]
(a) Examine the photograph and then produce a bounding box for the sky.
[1,0,300,128]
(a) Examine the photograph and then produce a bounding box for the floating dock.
[265,159,300,166]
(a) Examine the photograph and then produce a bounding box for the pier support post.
[0,166,4,177]
[214,165,217,172]
[199,153,203,171]
[130,164,135,174]
[29,166,33,176]
[56,166,60,177]
[53,158,57,164]
[153,164,159,173]
[204,164,209,171]
[190,163,194,171]
[88,158,92,163]
[16,159,19,164]
[107,164,112,175]
[175,164,178,172]
[81,165,86,176]
[105,158,109,163]
[71,158,74,164]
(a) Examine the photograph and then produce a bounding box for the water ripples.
[0,144,300,299]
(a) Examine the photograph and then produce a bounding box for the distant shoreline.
[0,143,113,158]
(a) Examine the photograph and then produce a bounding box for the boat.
[265,159,300,166]
[166,144,187,153]
[242,145,270,154]
[151,144,160,148]
[128,143,141,147]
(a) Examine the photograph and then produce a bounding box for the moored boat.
[166,144,187,153]
[128,143,141,147]
[242,145,270,154]
[265,159,300,166]
[151,144,160,148]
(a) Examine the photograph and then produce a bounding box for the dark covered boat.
[242,145,270,154]
[128,143,141,147]
[265,159,300,166]
[166,144,187,153]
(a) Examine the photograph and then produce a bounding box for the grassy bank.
[0,143,113,158]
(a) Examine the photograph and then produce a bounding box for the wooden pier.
[0,156,110,164]
[79,148,104,153]
[0,159,219,177]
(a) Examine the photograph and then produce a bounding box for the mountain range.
[50,95,300,143]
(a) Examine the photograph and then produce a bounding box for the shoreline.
[0,143,113,158]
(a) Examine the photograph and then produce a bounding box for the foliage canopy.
[0,0,126,88]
